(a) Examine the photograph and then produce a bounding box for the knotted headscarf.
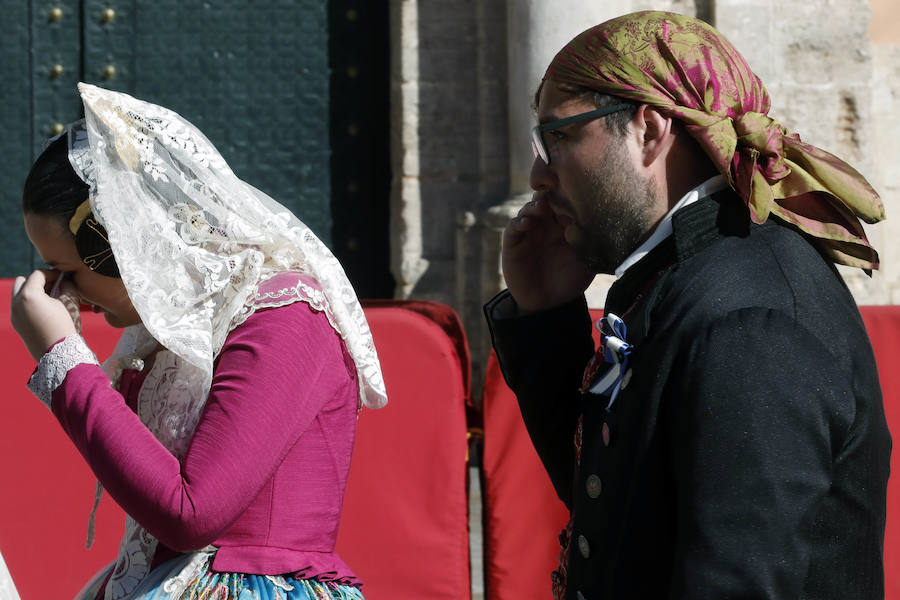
[544,11,884,270]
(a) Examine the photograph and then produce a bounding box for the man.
[484,11,891,600]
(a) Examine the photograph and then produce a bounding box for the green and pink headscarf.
[544,11,884,270]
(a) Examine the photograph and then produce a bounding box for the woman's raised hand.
[10,270,78,361]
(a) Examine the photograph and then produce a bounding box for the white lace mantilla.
[27,336,99,409]
[71,83,386,412]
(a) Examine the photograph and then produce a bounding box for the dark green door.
[0,0,391,297]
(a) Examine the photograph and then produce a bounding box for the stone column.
[481,1,631,307]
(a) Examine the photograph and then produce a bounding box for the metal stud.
[103,65,117,80]
[345,9,358,21]
[50,64,64,78]
[577,534,590,558]
[346,66,360,79]
[347,124,359,136]
[102,8,116,23]
[50,123,64,136]
[49,7,63,22]
[585,474,602,499]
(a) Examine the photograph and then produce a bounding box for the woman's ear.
[634,105,675,167]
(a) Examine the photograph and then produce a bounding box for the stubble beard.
[571,147,659,275]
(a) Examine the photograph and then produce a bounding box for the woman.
[10,83,386,600]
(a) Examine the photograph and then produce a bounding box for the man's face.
[530,81,660,275]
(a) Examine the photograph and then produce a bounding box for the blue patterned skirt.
[77,552,364,600]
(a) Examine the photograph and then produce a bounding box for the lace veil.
[69,82,385,410]
[63,83,386,599]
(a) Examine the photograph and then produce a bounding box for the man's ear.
[632,105,675,167]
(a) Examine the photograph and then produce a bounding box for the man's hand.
[502,195,594,313]
[10,270,78,361]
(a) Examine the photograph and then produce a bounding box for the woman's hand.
[10,270,78,361]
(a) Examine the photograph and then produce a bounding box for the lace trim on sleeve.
[27,335,100,409]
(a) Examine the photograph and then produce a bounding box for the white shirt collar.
[614,175,729,279]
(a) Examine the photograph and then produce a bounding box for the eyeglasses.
[531,104,631,165]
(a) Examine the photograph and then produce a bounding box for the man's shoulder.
[651,217,869,376]
[666,217,850,315]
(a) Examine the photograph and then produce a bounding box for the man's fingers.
[508,215,535,232]
[503,221,527,250]
[519,198,548,218]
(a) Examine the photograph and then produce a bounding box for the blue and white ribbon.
[587,313,633,411]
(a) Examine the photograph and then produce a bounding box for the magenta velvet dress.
[33,277,365,599]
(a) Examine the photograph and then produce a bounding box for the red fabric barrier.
[860,306,900,600]
[481,352,568,598]
[0,282,472,600]
[483,307,899,599]
[481,310,603,599]
[336,301,472,600]
[0,279,126,600]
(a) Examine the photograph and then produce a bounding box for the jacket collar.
[604,188,749,321]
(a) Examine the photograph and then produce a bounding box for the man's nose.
[529,156,558,191]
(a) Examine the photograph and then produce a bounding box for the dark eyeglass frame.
[531,104,631,165]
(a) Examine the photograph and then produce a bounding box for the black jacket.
[485,193,891,599]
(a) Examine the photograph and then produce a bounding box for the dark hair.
[22,134,88,221]
[581,90,640,136]
[23,133,120,277]
[532,81,640,137]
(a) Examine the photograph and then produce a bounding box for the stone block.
[770,84,874,179]
[478,82,510,183]
[420,178,481,258]
[714,0,777,84]
[631,0,699,16]
[417,81,482,178]
[772,1,870,86]
[416,3,478,85]
[391,79,421,176]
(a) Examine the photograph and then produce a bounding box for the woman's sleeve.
[41,301,353,551]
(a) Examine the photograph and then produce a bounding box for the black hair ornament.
[69,199,120,277]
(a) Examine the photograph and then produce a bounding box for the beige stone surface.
[871,44,900,303]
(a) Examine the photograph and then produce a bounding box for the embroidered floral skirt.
[76,552,365,600]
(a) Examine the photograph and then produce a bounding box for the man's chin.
[573,241,617,276]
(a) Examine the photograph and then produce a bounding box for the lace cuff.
[27,335,100,409]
